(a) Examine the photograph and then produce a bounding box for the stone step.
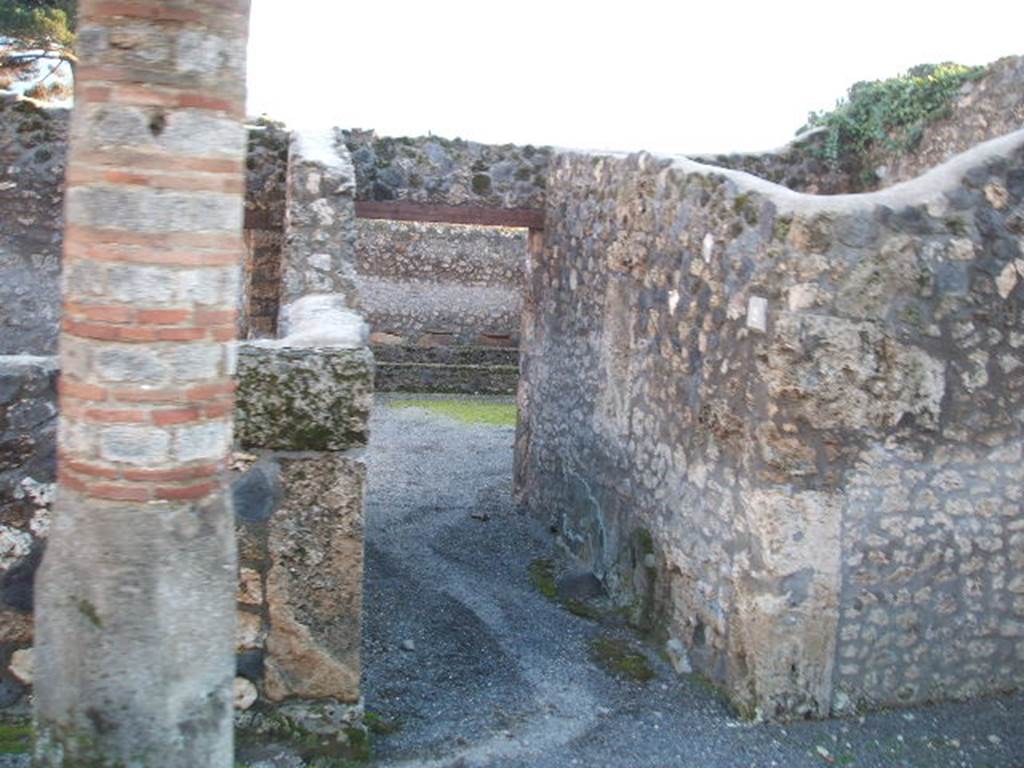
[371,344,519,367]
[375,362,519,395]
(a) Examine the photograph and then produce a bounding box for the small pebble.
[401,639,416,652]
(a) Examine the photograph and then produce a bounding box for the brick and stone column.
[33,1,250,765]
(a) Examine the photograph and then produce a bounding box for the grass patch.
[364,711,401,737]
[0,722,31,754]
[590,636,655,683]
[389,399,517,427]
[528,558,557,600]
[528,559,605,621]
[564,598,602,620]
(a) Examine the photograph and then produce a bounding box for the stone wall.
[0,357,56,706]
[695,128,848,195]
[242,121,289,338]
[5,56,1023,349]
[701,55,1024,195]
[356,218,525,393]
[343,129,550,208]
[0,97,67,356]
[357,219,525,347]
[517,131,1024,718]
[343,130,537,393]
[238,125,534,366]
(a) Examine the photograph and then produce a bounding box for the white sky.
[246,0,1024,156]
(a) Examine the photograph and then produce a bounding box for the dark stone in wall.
[697,129,854,195]
[0,357,58,529]
[236,649,265,681]
[232,461,282,524]
[1,543,42,612]
[0,676,25,708]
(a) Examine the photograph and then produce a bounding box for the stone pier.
[33,1,251,765]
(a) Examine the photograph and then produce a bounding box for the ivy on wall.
[803,63,986,172]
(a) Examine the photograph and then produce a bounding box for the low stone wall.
[695,128,848,194]
[230,342,371,751]
[0,98,67,355]
[517,132,1024,718]
[343,129,551,208]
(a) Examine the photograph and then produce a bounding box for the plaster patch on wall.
[746,296,768,333]
[702,233,714,263]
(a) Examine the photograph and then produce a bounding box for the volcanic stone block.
[0,356,58,526]
[262,455,364,702]
[235,344,373,451]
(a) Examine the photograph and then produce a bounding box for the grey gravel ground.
[361,397,1024,768]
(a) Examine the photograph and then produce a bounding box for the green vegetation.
[237,712,370,765]
[471,173,492,195]
[589,635,655,683]
[389,398,517,427]
[528,558,604,619]
[77,597,102,628]
[363,711,401,736]
[772,216,792,241]
[563,597,602,620]
[0,721,31,754]
[946,217,968,236]
[732,193,758,225]
[0,1,76,99]
[527,558,557,600]
[804,62,985,170]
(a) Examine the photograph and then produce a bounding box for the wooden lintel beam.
[354,201,544,230]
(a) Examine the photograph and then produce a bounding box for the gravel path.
[362,398,1024,768]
